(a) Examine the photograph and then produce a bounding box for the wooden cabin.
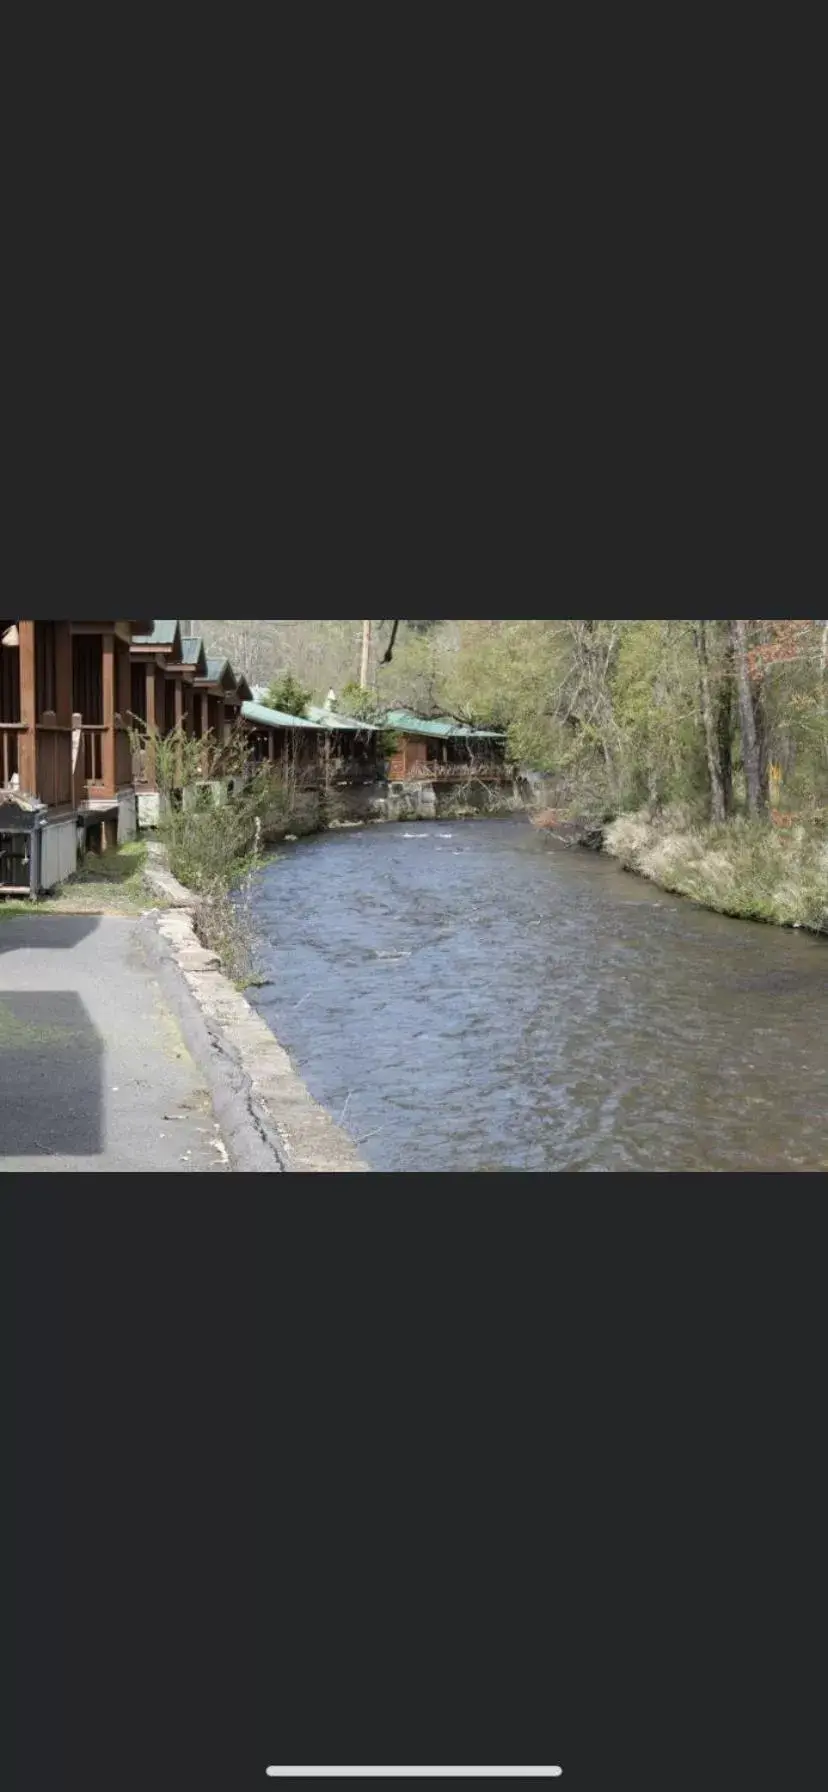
[1,618,151,811]
[194,657,240,764]
[220,663,244,740]
[384,710,508,781]
[2,618,152,892]
[177,636,209,738]
[129,620,190,794]
[1,620,74,810]
[305,704,380,783]
[71,621,153,813]
[240,699,322,774]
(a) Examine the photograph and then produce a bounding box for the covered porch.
[240,699,322,773]
[195,658,242,772]
[1,619,75,810]
[71,623,145,808]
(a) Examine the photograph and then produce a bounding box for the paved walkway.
[0,915,228,1172]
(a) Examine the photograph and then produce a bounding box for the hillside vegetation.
[194,618,828,814]
[191,617,828,930]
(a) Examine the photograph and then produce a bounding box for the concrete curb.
[143,839,197,908]
[141,862,369,1173]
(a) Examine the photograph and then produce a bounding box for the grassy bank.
[0,840,150,918]
[603,809,828,932]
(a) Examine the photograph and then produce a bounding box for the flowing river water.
[250,816,828,1172]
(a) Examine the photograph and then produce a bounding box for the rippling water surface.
[250,817,828,1171]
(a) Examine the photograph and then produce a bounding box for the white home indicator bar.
[266,1772,562,1779]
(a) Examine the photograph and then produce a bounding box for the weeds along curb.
[141,851,368,1174]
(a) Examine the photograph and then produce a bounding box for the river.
[249,816,828,1172]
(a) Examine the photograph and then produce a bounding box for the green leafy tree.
[266,671,312,717]
[338,681,385,723]
[337,681,399,757]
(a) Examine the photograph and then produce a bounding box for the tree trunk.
[360,619,372,688]
[730,619,765,816]
[381,619,400,665]
[822,621,828,773]
[754,670,770,803]
[715,641,733,817]
[693,621,726,823]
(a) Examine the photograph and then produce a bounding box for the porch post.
[145,659,157,788]
[116,636,130,720]
[55,622,72,728]
[201,690,209,738]
[173,675,184,785]
[17,620,37,795]
[102,632,115,796]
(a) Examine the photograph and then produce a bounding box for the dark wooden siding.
[131,662,147,724]
[72,633,103,725]
[1,634,20,722]
[35,621,57,719]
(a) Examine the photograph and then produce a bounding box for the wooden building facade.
[2,617,152,893]
[2,619,152,809]
[384,710,508,781]
[240,699,322,773]
[1,620,74,810]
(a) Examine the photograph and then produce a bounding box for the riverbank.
[602,810,828,934]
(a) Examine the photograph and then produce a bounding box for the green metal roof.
[241,699,321,732]
[181,636,204,662]
[306,704,378,733]
[384,709,506,740]
[203,657,236,686]
[132,620,180,647]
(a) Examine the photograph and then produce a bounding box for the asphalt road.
[0,914,228,1172]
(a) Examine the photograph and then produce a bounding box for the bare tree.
[360,619,372,687]
[730,619,765,816]
[693,621,726,822]
[715,625,733,817]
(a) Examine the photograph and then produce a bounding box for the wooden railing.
[115,722,132,790]
[35,725,72,807]
[327,757,379,785]
[1,721,23,788]
[396,760,507,782]
[132,742,155,788]
[71,722,134,801]
[2,721,72,807]
[82,726,105,785]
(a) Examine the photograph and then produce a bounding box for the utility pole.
[360,618,372,688]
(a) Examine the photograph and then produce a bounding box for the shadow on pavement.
[0,991,103,1156]
[0,914,103,954]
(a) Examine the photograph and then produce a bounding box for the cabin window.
[35,620,57,720]
[131,661,147,724]
[72,634,103,725]
[0,623,21,722]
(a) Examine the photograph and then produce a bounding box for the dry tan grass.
[604,811,828,932]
